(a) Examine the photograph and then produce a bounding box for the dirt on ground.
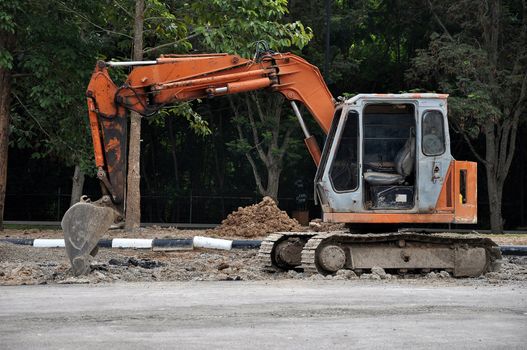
[1,197,526,286]
[206,197,302,238]
[1,238,526,287]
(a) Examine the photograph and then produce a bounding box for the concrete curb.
[2,238,527,255]
[1,237,262,251]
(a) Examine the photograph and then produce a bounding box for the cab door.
[315,106,362,213]
[416,101,453,212]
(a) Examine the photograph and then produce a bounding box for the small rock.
[325,274,333,280]
[438,271,451,278]
[426,272,438,279]
[336,270,358,279]
[108,258,127,266]
[371,266,387,278]
[94,271,106,280]
[309,273,324,280]
[128,258,163,269]
[217,262,230,271]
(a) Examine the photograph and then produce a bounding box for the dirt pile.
[208,197,302,238]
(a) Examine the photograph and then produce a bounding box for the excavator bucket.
[61,201,116,276]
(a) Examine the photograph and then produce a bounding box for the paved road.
[1,281,526,349]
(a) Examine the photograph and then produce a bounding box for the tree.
[5,1,104,212]
[186,0,312,200]
[408,0,527,231]
[0,1,18,230]
[125,0,145,231]
[228,93,303,200]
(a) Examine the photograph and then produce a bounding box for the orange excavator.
[62,47,501,277]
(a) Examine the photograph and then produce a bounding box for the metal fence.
[5,190,525,228]
[4,192,318,224]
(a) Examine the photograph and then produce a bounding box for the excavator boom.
[86,52,335,209]
[63,50,337,275]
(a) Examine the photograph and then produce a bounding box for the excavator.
[62,46,501,277]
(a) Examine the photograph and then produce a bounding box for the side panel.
[453,161,477,223]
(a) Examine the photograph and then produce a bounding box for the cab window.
[329,111,359,191]
[422,111,445,156]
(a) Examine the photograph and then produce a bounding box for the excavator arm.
[63,50,336,275]
[87,51,335,210]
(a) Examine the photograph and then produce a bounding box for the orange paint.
[86,98,104,167]
[304,135,321,166]
[324,212,456,224]
[86,53,336,169]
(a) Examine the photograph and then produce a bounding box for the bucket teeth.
[61,202,116,276]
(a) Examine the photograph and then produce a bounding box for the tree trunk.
[486,165,504,232]
[125,0,145,231]
[0,33,14,231]
[69,165,85,207]
[264,165,282,201]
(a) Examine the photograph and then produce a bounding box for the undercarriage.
[259,232,502,277]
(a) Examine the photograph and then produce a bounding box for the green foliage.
[407,0,526,140]
[0,0,20,69]
[186,0,312,57]
[153,102,211,137]
[6,1,102,175]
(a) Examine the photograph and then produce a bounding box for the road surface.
[1,280,526,349]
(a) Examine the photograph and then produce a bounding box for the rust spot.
[106,137,121,162]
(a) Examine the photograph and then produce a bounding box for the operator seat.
[363,132,415,186]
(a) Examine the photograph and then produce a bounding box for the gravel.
[2,219,527,288]
[1,239,526,287]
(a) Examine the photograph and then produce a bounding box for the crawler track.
[258,232,316,271]
[261,231,503,277]
[300,232,502,277]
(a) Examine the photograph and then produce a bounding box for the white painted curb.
[112,238,153,249]
[33,239,65,248]
[193,236,232,250]
[17,237,240,251]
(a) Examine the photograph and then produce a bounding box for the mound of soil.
[208,197,301,238]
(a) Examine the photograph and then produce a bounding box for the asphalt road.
[1,281,526,349]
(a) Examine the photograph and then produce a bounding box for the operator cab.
[315,93,461,223]
[362,103,416,209]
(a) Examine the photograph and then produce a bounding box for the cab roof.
[345,93,448,104]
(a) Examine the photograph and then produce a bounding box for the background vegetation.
[1,0,525,231]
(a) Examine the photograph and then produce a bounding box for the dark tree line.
[1,0,525,231]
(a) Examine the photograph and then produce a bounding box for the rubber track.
[258,232,316,271]
[300,232,501,275]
